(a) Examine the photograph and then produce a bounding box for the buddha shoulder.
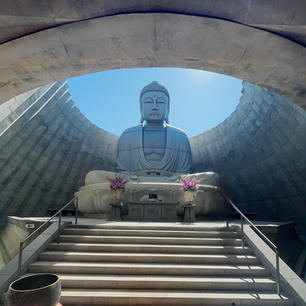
[166,124,189,140]
[118,125,142,147]
[121,125,142,135]
[120,125,142,138]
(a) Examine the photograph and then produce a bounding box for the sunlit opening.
[68,68,242,137]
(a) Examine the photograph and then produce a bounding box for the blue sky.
[68,68,242,137]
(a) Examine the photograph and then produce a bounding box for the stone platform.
[124,201,179,221]
[75,171,230,220]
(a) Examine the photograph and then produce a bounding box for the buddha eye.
[144,98,153,103]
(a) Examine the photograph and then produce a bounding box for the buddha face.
[141,91,169,123]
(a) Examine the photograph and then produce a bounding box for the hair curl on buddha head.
[140,81,170,123]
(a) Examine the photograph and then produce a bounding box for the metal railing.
[17,197,78,277]
[201,185,281,295]
[16,186,281,294]
[200,184,280,294]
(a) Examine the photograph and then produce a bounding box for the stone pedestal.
[183,203,196,222]
[109,203,122,221]
[76,171,229,218]
[125,202,178,221]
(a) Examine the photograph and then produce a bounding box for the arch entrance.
[0,8,305,272]
[0,13,304,108]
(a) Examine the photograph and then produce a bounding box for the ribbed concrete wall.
[1,80,305,237]
[0,81,118,228]
[191,82,306,235]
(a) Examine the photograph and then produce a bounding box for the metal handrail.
[17,197,77,277]
[200,184,281,295]
[16,185,281,294]
[220,190,280,294]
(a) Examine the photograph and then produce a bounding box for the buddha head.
[140,81,170,124]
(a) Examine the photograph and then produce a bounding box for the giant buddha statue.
[117,81,191,173]
[75,81,229,220]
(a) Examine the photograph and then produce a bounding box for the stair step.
[59,235,243,246]
[62,228,240,238]
[48,242,253,255]
[29,261,268,276]
[22,222,293,305]
[29,274,276,291]
[68,224,234,232]
[60,289,290,306]
[39,251,259,264]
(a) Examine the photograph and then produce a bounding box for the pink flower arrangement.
[181,177,198,192]
[109,175,128,191]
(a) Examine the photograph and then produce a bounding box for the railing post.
[75,197,78,225]
[17,241,24,278]
[275,249,281,295]
[57,210,62,244]
[241,216,244,248]
[220,189,282,295]
[13,198,74,282]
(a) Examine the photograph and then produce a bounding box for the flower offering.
[109,175,128,191]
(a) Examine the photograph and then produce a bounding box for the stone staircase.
[26,223,292,306]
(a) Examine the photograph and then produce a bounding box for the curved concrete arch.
[0,13,304,108]
[1,1,305,46]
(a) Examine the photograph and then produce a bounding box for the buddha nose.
[152,98,158,109]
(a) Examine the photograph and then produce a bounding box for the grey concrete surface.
[0,221,71,304]
[0,1,305,45]
[1,79,304,241]
[243,225,306,306]
[23,221,291,305]
[0,13,304,109]
[0,81,118,228]
[191,81,306,235]
[0,218,29,270]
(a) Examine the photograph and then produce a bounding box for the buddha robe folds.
[117,125,191,173]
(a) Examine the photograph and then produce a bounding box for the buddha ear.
[140,101,144,123]
[165,103,169,123]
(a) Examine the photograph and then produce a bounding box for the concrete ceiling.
[0,1,305,108]
[1,0,305,46]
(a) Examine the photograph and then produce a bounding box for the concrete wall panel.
[0,82,118,228]
[1,80,305,238]
[191,82,306,235]
[0,13,304,109]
